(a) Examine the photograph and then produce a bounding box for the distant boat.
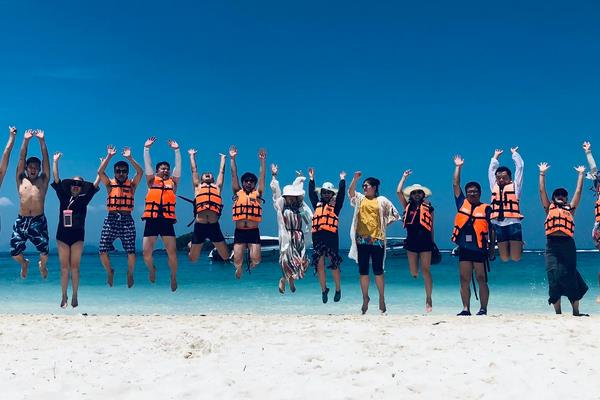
[386,237,407,257]
[208,235,280,261]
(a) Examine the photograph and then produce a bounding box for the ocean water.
[0,251,598,315]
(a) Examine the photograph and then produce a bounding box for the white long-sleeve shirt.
[488,151,524,226]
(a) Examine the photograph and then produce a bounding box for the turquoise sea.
[0,251,598,315]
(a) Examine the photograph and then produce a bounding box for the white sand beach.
[1,314,599,400]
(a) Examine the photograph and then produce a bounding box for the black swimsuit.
[52,180,99,246]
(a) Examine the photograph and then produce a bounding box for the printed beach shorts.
[99,212,137,253]
[593,222,600,249]
[10,214,50,256]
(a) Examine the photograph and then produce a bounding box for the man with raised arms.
[488,147,524,262]
[142,136,181,292]
[97,145,144,288]
[229,145,266,279]
[0,126,17,188]
[188,149,229,262]
[11,129,51,279]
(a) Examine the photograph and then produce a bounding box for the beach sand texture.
[1,314,599,400]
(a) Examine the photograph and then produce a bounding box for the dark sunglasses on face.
[71,180,83,187]
[115,169,128,174]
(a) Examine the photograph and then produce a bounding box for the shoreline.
[2,314,599,399]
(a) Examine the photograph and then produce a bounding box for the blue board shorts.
[10,214,50,256]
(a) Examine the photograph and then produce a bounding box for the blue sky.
[1,0,599,249]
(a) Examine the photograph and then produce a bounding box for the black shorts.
[357,243,385,276]
[234,228,260,244]
[192,222,225,244]
[458,247,487,263]
[143,218,175,237]
[404,227,433,253]
[57,228,85,247]
[493,223,523,243]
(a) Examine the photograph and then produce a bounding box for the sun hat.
[282,176,306,197]
[315,181,338,194]
[403,183,432,199]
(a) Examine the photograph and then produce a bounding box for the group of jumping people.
[0,127,598,314]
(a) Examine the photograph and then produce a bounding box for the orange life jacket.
[544,203,574,237]
[312,203,338,233]
[106,178,135,212]
[232,189,263,222]
[142,177,177,220]
[490,182,523,220]
[403,202,433,232]
[194,184,223,216]
[595,186,600,223]
[451,200,489,249]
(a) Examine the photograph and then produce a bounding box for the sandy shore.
[1,314,599,399]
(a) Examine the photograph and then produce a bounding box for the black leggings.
[358,244,385,276]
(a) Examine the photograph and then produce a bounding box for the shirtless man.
[11,129,51,279]
[97,145,144,288]
[229,145,266,279]
[142,136,181,292]
[188,149,229,262]
[0,126,17,188]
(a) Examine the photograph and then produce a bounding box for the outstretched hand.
[574,165,586,174]
[35,129,45,140]
[122,147,132,158]
[24,129,34,139]
[493,149,503,159]
[402,169,412,178]
[219,152,226,160]
[453,155,464,166]
[538,162,550,173]
[107,145,117,157]
[53,152,62,162]
[583,141,591,152]
[144,136,157,148]
[229,145,238,158]
[8,126,16,136]
[168,139,179,150]
[271,163,278,176]
[258,148,267,160]
[188,148,197,156]
[339,170,346,180]
[308,167,314,180]
[510,146,519,154]
[353,171,362,179]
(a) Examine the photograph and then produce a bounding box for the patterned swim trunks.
[99,212,137,253]
[10,214,50,256]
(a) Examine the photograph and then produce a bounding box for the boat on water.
[208,235,280,261]
[385,237,407,257]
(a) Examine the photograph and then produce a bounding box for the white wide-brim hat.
[315,181,338,194]
[403,183,432,199]
[282,176,306,197]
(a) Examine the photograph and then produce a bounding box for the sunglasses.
[115,169,128,174]
[71,180,83,187]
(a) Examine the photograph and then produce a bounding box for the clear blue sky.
[1,0,599,249]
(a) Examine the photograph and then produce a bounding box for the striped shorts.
[99,213,136,253]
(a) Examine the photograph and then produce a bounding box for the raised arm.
[52,152,62,184]
[168,139,181,189]
[334,171,346,213]
[583,141,597,176]
[36,130,50,184]
[348,171,361,200]
[257,148,267,196]
[98,145,117,186]
[216,153,226,190]
[0,126,17,187]
[16,129,34,183]
[488,149,502,191]
[270,163,281,202]
[396,169,411,209]
[188,148,200,188]
[453,155,464,198]
[229,145,241,193]
[538,162,550,211]
[143,136,156,186]
[570,165,586,210]
[511,146,524,197]
[307,167,318,208]
[123,146,144,188]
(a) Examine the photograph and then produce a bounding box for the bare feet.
[149,266,156,283]
[38,260,48,279]
[71,295,78,308]
[107,268,114,287]
[361,296,370,315]
[20,258,30,279]
[289,279,296,293]
[170,274,177,292]
[426,298,433,313]
[379,298,387,314]
[127,272,134,288]
[278,278,285,294]
[235,266,242,279]
[60,296,68,309]
[596,295,600,304]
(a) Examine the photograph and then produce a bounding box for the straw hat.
[282,176,306,197]
[403,183,432,199]
[315,181,338,194]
